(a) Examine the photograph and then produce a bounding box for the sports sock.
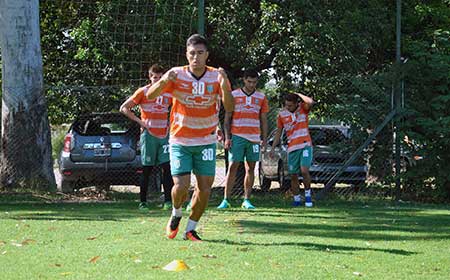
[305,189,311,197]
[172,207,182,217]
[294,195,301,202]
[185,219,198,232]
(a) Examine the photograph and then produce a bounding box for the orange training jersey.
[277,103,312,153]
[230,89,269,143]
[131,85,172,138]
[162,66,230,146]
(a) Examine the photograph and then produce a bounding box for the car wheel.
[259,163,272,192]
[58,179,75,193]
[96,184,111,192]
[352,181,365,193]
[277,160,289,191]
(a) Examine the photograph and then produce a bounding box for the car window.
[73,115,138,136]
[311,128,347,146]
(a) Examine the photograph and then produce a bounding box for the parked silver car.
[259,125,368,191]
[57,112,150,192]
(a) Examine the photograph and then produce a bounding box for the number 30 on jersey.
[192,81,205,95]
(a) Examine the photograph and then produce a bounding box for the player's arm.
[120,91,146,128]
[218,68,234,112]
[260,112,268,149]
[294,92,315,111]
[146,69,177,100]
[223,111,233,150]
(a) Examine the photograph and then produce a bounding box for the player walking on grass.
[217,70,269,209]
[146,34,233,241]
[270,92,315,207]
[120,64,174,211]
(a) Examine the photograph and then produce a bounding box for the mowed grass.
[0,193,449,280]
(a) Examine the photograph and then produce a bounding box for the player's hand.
[224,138,232,150]
[162,70,177,83]
[140,120,149,129]
[269,149,275,158]
[217,129,224,142]
[260,140,267,152]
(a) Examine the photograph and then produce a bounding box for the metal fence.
[0,1,416,203]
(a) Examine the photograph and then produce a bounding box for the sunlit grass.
[0,194,449,279]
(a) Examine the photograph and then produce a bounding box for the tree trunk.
[0,0,55,190]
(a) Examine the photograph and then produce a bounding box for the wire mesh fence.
[2,0,434,203]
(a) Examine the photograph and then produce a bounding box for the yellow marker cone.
[163,260,190,272]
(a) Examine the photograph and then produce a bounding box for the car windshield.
[310,128,347,146]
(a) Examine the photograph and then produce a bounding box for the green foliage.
[400,3,450,200]
[51,125,70,163]
[40,0,196,124]
[36,0,450,201]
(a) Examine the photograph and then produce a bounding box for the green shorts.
[228,135,260,162]
[140,130,170,166]
[287,146,313,174]
[170,143,216,176]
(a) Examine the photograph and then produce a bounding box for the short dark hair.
[284,93,299,103]
[186,34,208,50]
[243,69,259,79]
[148,64,164,74]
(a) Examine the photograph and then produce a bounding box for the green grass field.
[1,193,449,279]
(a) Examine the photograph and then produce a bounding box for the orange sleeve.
[218,75,232,97]
[261,96,270,113]
[130,87,144,104]
[162,80,175,94]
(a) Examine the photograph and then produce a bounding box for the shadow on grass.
[205,239,416,256]
[0,201,170,221]
[233,219,450,242]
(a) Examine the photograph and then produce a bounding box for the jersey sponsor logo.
[185,95,213,106]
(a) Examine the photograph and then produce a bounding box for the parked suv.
[57,112,146,192]
[259,125,368,191]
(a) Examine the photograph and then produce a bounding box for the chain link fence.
[1,0,427,203]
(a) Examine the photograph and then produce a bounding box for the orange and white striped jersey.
[162,66,230,146]
[230,89,269,143]
[131,85,172,138]
[277,103,312,153]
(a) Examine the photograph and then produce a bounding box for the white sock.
[185,219,198,233]
[172,207,182,217]
[305,189,311,197]
[294,195,301,202]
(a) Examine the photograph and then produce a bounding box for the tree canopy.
[1,0,448,199]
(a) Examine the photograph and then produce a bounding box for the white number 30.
[202,148,214,161]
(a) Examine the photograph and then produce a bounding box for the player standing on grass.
[146,34,233,241]
[270,92,315,207]
[217,69,269,209]
[120,64,174,211]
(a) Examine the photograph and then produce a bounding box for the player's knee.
[301,168,310,177]
[229,162,240,172]
[197,187,211,197]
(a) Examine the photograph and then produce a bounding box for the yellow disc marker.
[163,260,190,272]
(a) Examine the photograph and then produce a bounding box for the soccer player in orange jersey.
[217,70,269,209]
[120,64,174,211]
[271,92,315,207]
[146,34,233,241]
